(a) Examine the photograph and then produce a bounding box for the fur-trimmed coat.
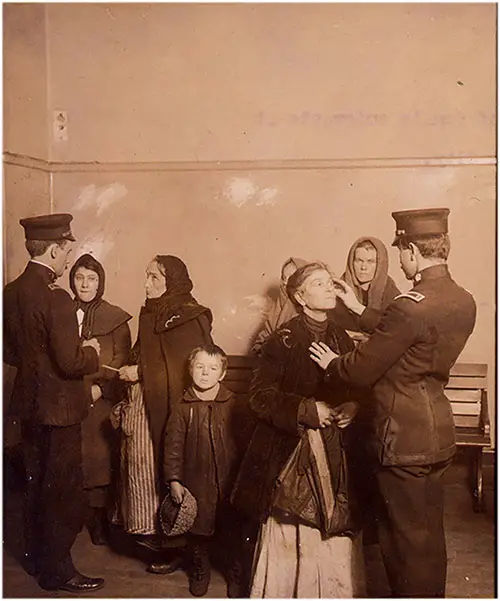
[231,314,357,525]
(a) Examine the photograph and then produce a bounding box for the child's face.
[190,351,225,391]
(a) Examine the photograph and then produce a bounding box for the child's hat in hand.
[159,486,198,537]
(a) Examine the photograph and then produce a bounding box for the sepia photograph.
[2,2,496,598]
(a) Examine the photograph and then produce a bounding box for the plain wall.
[3,3,49,159]
[3,3,497,440]
[44,3,495,162]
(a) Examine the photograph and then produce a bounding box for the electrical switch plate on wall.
[53,110,68,142]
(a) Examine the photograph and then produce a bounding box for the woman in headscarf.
[332,237,400,337]
[116,255,213,574]
[251,257,308,354]
[330,237,400,546]
[69,253,132,545]
[232,262,365,598]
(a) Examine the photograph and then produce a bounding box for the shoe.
[189,544,210,597]
[146,556,184,574]
[135,535,164,552]
[57,573,105,593]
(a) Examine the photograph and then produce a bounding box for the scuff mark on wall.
[75,230,115,262]
[257,187,279,206]
[72,183,128,262]
[244,294,272,316]
[222,177,278,208]
[74,183,128,216]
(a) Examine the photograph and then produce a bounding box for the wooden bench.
[447,362,491,512]
[225,356,491,512]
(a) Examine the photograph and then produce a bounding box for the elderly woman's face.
[73,266,99,303]
[295,268,337,311]
[145,260,167,299]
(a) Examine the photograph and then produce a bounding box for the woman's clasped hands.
[315,399,358,430]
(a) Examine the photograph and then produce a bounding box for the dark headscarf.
[144,255,196,316]
[342,237,392,311]
[69,253,106,339]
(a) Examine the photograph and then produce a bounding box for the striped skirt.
[113,382,159,534]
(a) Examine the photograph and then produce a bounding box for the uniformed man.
[3,213,106,592]
[309,208,476,598]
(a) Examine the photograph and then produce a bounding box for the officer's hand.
[119,365,139,382]
[315,401,336,428]
[170,481,185,505]
[91,384,103,403]
[309,341,338,370]
[83,338,101,356]
[332,278,365,316]
[332,401,359,428]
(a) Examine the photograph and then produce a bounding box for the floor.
[3,452,496,598]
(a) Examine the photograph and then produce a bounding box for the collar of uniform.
[416,263,450,283]
[27,260,57,283]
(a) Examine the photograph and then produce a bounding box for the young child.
[163,344,243,598]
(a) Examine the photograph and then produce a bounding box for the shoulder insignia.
[47,282,61,291]
[394,291,425,303]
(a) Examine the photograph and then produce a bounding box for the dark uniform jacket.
[164,383,240,536]
[4,261,99,426]
[231,314,356,524]
[325,264,476,467]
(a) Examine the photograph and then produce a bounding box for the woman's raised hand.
[309,341,338,370]
[170,481,185,505]
[118,365,139,382]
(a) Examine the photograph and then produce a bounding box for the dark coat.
[231,314,355,524]
[326,264,477,466]
[164,384,240,536]
[132,302,213,467]
[3,262,99,426]
[80,300,132,489]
